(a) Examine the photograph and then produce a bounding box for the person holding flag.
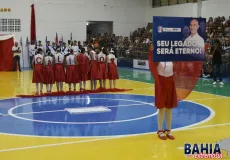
[61,42,69,57]
[148,44,203,140]
[50,42,57,56]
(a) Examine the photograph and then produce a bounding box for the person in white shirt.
[37,41,43,50]
[65,49,78,91]
[184,19,205,54]
[43,41,52,56]
[12,42,21,72]
[97,47,107,89]
[71,40,81,56]
[54,47,65,92]
[32,48,44,95]
[43,51,55,93]
[50,42,56,56]
[149,45,177,140]
[61,42,69,56]
[29,41,36,67]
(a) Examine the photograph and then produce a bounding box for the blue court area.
[0,94,211,137]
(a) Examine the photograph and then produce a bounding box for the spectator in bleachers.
[211,39,224,85]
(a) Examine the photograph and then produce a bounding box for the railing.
[115,47,148,60]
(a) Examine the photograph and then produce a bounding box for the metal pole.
[20,37,24,69]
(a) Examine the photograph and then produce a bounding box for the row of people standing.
[32,45,119,95]
[29,40,83,67]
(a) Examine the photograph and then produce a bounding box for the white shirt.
[71,45,80,55]
[44,56,53,66]
[34,54,43,65]
[50,46,56,56]
[29,44,36,56]
[12,46,21,56]
[184,33,205,53]
[66,55,75,65]
[157,62,173,77]
[54,52,64,64]
[43,45,52,56]
[37,45,43,50]
[90,51,97,60]
[84,52,91,60]
[98,52,106,62]
[107,53,116,64]
[61,46,68,55]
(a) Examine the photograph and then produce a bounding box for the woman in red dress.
[148,45,177,140]
[54,47,65,92]
[65,49,78,91]
[87,45,98,90]
[106,48,119,89]
[77,48,89,91]
[97,47,107,89]
[32,48,44,95]
[43,51,55,93]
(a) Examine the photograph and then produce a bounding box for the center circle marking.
[8,98,158,124]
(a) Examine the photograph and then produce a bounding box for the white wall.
[0,0,148,67]
[35,0,148,41]
[201,0,230,20]
[0,0,32,68]
[145,3,197,22]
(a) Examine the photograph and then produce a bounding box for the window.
[0,18,21,32]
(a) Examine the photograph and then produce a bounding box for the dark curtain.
[0,37,14,71]
[30,4,36,42]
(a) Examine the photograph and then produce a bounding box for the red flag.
[30,4,36,42]
[55,32,58,45]
[148,46,203,102]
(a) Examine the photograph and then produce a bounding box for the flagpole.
[26,37,30,68]
[20,37,24,69]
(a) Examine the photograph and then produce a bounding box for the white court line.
[1,103,145,117]
[188,97,229,101]
[0,122,229,153]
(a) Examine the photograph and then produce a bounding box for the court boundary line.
[0,122,229,153]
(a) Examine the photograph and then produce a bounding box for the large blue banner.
[153,16,206,62]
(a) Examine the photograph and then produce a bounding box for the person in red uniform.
[76,48,89,91]
[43,50,55,93]
[65,49,78,91]
[54,47,65,92]
[107,48,119,89]
[97,47,107,89]
[148,44,203,140]
[32,48,44,95]
[87,45,98,90]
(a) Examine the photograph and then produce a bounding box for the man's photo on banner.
[152,16,206,62]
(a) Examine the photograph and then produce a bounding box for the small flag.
[26,37,29,46]
[20,37,23,46]
[45,36,48,43]
[70,32,72,41]
[55,32,58,45]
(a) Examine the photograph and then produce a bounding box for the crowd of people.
[30,44,119,95]
[20,15,229,94]
[86,16,230,81]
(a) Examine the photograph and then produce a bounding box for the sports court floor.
[0,68,229,160]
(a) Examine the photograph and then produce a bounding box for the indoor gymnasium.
[0,0,230,159]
